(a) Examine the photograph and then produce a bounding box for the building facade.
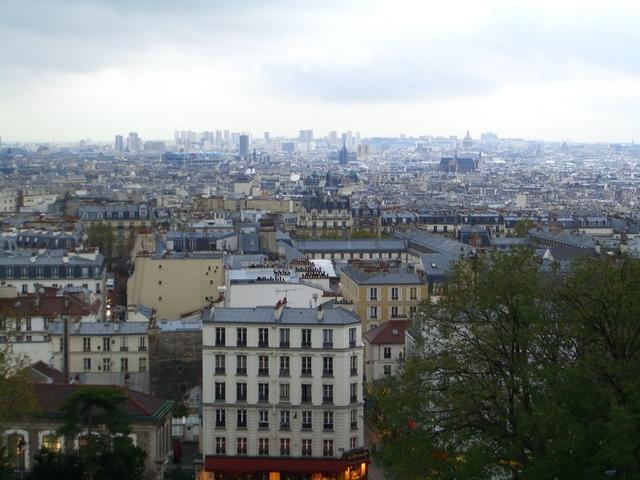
[202,305,369,479]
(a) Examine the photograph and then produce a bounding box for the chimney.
[274,300,283,321]
[317,305,324,322]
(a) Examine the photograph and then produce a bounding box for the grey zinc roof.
[420,253,456,278]
[397,229,471,256]
[293,239,406,253]
[0,250,104,266]
[202,306,361,326]
[340,265,424,285]
[49,321,148,336]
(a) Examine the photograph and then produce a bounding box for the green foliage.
[86,223,115,260]
[54,386,146,479]
[350,230,378,239]
[370,252,640,479]
[0,345,39,423]
[514,218,535,238]
[172,402,189,419]
[27,449,83,480]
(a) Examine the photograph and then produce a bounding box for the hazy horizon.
[1,0,639,144]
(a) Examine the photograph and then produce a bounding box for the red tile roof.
[28,361,66,384]
[31,384,172,420]
[0,293,95,318]
[363,319,412,345]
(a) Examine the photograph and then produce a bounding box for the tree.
[513,219,534,238]
[0,345,39,478]
[370,252,640,479]
[54,386,146,480]
[86,223,115,262]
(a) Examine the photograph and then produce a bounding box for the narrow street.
[365,422,386,480]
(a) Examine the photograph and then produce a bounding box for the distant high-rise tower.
[127,132,141,152]
[224,130,230,144]
[239,134,249,158]
[329,131,338,145]
[215,130,222,146]
[114,135,124,153]
[339,143,349,166]
[264,131,270,146]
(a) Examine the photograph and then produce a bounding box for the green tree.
[56,386,146,480]
[86,223,115,262]
[513,219,534,238]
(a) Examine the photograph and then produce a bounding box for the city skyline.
[1,0,639,143]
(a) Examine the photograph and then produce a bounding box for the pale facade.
[127,253,225,320]
[202,306,368,478]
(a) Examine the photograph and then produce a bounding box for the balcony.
[301,423,312,431]
[322,397,333,405]
[322,370,333,378]
[349,341,356,348]
[279,369,290,377]
[258,422,269,430]
[280,423,290,431]
[236,340,247,347]
[350,368,358,376]
[301,342,312,349]
[120,346,129,352]
[138,346,147,352]
[301,396,312,404]
[351,422,358,430]
[258,341,269,348]
[350,395,357,403]
[258,368,269,376]
[301,369,312,377]
[279,342,290,348]
[236,368,247,376]
[215,368,225,375]
[322,342,333,349]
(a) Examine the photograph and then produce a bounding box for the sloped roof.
[31,384,173,422]
[363,319,412,345]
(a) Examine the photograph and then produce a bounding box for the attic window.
[431,263,437,269]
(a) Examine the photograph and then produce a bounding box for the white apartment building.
[201,305,369,480]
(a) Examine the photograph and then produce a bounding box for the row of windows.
[214,436,358,456]
[78,336,146,352]
[214,381,359,404]
[309,252,403,260]
[214,408,359,432]
[214,327,358,349]
[6,283,100,294]
[0,266,101,279]
[368,305,417,320]
[214,354,359,377]
[81,357,147,372]
[368,286,420,301]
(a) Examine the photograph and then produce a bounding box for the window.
[280,438,291,456]
[59,337,64,352]
[301,439,312,456]
[83,358,91,371]
[322,329,333,348]
[215,437,226,455]
[102,358,111,372]
[258,356,269,376]
[350,409,358,429]
[323,411,334,430]
[280,410,290,430]
[384,347,392,359]
[83,337,91,352]
[322,357,333,376]
[258,410,269,429]
[279,383,290,402]
[237,409,247,428]
[22,284,28,294]
[139,357,147,372]
[349,327,356,347]
[236,437,247,455]
[236,355,247,375]
[236,382,247,402]
[369,306,378,320]
[369,287,378,300]
[258,438,269,456]
[322,384,333,404]
[42,434,62,452]
[350,355,358,376]
[279,356,290,376]
[236,327,247,347]
[409,305,417,318]
[138,337,147,351]
[215,382,226,401]
[215,327,225,346]
[258,383,269,402]
[301,384,312,403]
[323,439,334,457]
[301,356,312,376]
[391,306,399,318]
[215,354,225,374]
[120,337,128,351]
[252,325,270,349]
[279,328,290,348]
[121,358,128,372]
[350,383,357,402]
[384,365,392,375]
[25,318,32,332]
[302,411,312,430]
[391,287,399,300]
[350,437,358,449]
[215,409,226,427]
[301,328,311,348]
[409,287,418,300]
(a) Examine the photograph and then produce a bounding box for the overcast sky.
[1,0,639,143]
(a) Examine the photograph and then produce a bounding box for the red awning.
[204,455,368,474]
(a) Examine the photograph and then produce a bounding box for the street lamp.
[16,438,27,478]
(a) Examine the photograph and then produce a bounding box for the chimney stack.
[317,305,324,322]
